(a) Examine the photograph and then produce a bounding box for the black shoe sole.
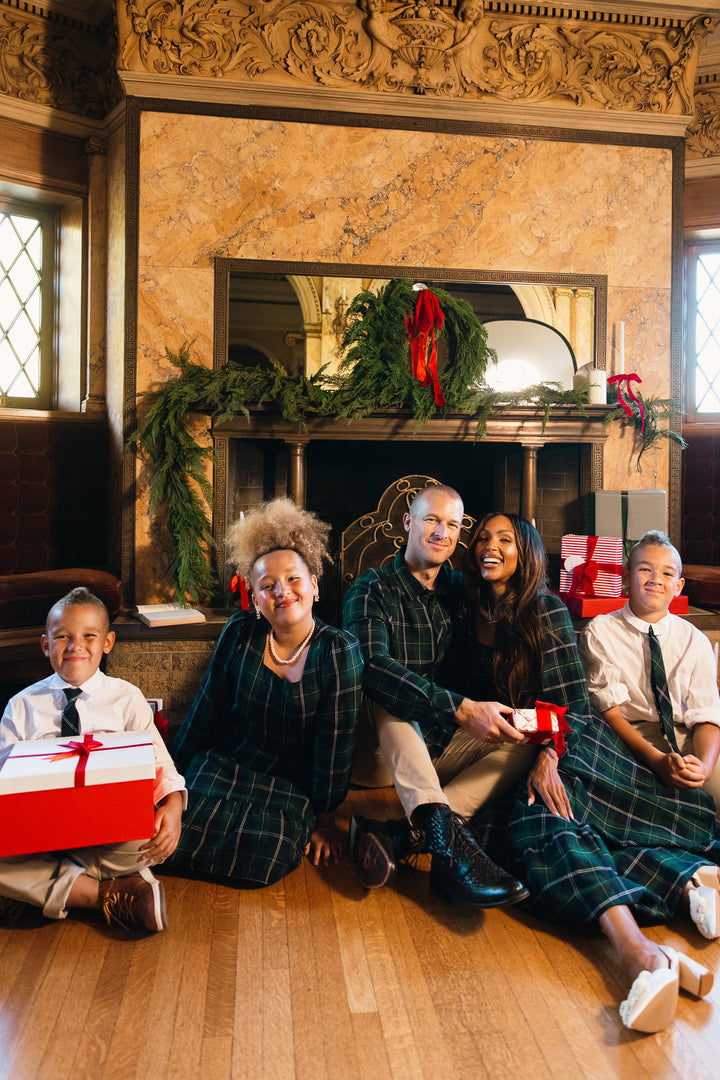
[358,833,397,890]
[430,875,531,909]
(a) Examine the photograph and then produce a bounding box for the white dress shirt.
[1,669,186,805]
[579,601,720,731]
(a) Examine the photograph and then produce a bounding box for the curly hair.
[226,498,332,582]
[463,512,549,707]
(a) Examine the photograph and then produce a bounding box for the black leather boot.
[350,815,425,889]
[411,802,530,909]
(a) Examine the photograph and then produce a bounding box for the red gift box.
[510,701,570,755]
[559,593,690,617]
[559,534,624,598]
[0,731,155,857]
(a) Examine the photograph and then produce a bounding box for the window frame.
[684,238,720,426]
[0,196,58,411]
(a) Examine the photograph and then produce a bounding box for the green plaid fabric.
[343,551,464,756]
[169,614,363,885]
[471,599,720,924]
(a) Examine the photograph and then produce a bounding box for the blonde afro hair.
[226,497,332,582]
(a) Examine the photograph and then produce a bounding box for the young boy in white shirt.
[0,587,186,931]
[580,531,720,811]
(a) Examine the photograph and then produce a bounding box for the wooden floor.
[2,786,720,1080]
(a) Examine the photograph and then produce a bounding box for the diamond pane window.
[694,250,720,413]
[0,210,45,401]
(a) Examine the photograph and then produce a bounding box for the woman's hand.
[304,812,344,866]
[455,698,525,744]
[141,791,183,862]
[527,749,573,820]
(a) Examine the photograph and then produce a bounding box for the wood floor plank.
[231,883,265,1080]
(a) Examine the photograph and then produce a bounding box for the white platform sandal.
[619,946,713,1033]
[689,870,720,940]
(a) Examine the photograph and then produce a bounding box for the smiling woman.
[166,498,364,887]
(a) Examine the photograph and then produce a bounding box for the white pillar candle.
[587,368,607,405]
[619,321,625,376]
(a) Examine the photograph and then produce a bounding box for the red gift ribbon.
[512,701,571,755]
[405,288,446,407]
[47,733,103,789]
[608,373,645,432]
[568,535,622,598]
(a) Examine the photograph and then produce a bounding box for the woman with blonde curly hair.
[168,499,363,886]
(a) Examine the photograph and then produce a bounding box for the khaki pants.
[372,703,536,819]
[0,839,151,920]
[633,720,720,815]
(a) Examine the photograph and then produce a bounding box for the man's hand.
[304,812,344,866]
[455,698,525,744]
[654,751,708,789]
[526,749,573,820]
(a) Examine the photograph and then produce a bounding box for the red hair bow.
[405,288,446,407]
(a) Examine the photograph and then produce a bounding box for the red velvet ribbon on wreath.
[608,373,645,432]
[405,287,446,407]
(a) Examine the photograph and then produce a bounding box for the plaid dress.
[470,596,720,924]
[168,614,363,886]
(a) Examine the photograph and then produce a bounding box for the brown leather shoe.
[98,868,167,932]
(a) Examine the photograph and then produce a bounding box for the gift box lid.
[0,731,155,796]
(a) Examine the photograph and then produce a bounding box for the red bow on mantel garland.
[405,287,446,407]
[608,373,645,432]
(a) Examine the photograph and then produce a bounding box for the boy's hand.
[141,791,183,862]
[655,751,707,789]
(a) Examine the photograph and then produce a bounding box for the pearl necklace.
[268,621,315,665]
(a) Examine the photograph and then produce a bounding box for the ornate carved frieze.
[117,0,717,114]
[0,1,119,118]
[687,75,720,157]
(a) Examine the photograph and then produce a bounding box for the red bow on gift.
[608,373,645,432]
[569,536,621,598]
[48,733,103,788]
[405,287,446,407]
[536,701,570,755]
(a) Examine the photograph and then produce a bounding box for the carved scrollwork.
[0,7,120,119]
[686,81,720,157]
[117,1,718,114]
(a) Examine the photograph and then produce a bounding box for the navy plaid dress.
[468,595,720,925]
[168,614,363,886]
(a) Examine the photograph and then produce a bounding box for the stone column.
[83,138,108,414]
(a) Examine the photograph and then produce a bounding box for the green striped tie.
[647,626,679,753]
[61,687,82,737]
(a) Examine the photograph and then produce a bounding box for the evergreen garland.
[603,395,687,472]
[129,336,685,604]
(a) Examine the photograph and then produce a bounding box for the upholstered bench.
[0,568,122,629]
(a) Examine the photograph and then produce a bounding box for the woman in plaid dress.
[168,500,363,887]
[460,513,720,1033]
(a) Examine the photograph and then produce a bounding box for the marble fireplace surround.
[127,102,683,604]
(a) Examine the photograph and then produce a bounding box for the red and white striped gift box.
[559,534,623,598]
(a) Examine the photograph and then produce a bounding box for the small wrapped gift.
[0,731,155,857]
[593,490,667,548]
[510,701,570,755]
[559,534,623,598]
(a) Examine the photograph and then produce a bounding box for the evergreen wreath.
[332,279,492,421]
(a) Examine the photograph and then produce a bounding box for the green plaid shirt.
[343,550,464,755]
